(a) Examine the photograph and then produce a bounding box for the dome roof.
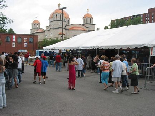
[58,32,65,35]
[83,13,93,18]
[35,29,44,33]
[49,9,69,19]
[32,20,40,24]
[69,26,86,31]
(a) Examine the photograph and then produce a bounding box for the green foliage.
[110,16,142,29]
[0,0,13,33]
[7,28,15,34]
[38,38,61,49]
[104,26,108,30]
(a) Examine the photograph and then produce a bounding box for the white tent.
[43,23,155,50]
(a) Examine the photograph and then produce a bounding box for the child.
[41,56,48,84]
[33,57,42,84]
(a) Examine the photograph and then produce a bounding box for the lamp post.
[59,7,67,40]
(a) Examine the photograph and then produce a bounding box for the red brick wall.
[0,34,38,55]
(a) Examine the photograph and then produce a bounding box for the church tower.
[83,9,95,31]
[30,20,40,34]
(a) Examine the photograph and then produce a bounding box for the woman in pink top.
[68,56,78,90]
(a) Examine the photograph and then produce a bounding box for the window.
[18,37,22,43]
[6,36,10,42]
[60,14,61,20]
[29,38,33,43]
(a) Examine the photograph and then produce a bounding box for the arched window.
[56,14,57,20]
[60,14,61,20]
[6,36,10,42]
[18,37,22,43]
[68,20,69,24]
[29,38,33,43]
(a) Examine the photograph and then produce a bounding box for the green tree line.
[104,16,142,29]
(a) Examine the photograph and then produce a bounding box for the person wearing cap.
[41,56,48,84]
[33,57,42,84]
[112,55,123,93]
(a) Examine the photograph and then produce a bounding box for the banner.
[150,47,155,56]
[12,35,16,42]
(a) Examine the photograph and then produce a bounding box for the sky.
[2,0,155,34]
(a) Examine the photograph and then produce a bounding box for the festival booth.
[43,23,155,87]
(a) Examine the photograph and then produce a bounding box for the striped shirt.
[100,61,110,72]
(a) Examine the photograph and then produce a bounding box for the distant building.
[0,34,38,55]
[30,4,95,41]
[111,7,155,25]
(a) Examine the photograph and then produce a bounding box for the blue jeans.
[101,72,109,85]
[121,75,128,87]
[56,62,61,72]
[0,73,6,108]
[18,68,22,83]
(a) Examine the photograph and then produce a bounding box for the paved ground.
[0,65,155,116]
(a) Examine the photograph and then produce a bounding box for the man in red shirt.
[24,52,29,65]
[33,57,42,84]
[55,53,61,72]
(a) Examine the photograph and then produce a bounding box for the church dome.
[49,9,69,19]
[32,20,40,24]
[83,13,93,18]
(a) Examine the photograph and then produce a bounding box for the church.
[30,4,95,41]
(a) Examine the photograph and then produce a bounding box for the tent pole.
[118,49,119,55]
[96,48,97,56]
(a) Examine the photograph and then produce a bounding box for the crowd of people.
[0,51,153,109]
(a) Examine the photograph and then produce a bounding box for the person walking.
[68,56,78,90]
[41,56,48,84]
[100,56,110,90]
[0,57,7,109]
[11,54,19,88]
[55,53,61,72]
[24,52,29,65]
[33,57,42,84]
[112,55,123,93]
[121,58,128,91]
[130,58,139,94]
[76,55,84,77]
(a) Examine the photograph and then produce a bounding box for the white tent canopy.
[43,23,155,50]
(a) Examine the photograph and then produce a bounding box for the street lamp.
[59,7,67,40]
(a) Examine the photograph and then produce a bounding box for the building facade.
[0,34,38,55]
[30,4,95,41]
[111,7,155,25]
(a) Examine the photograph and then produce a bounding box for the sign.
[12,35,16,41]
[150,47,155,56]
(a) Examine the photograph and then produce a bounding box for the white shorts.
[112,77,121,82]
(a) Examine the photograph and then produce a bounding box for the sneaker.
[126,87,129,90]
[33,81,36,84]
[39,82,41,84]
[120,86,122,90]
[112,90,119,94]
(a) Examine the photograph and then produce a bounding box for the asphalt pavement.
[0,65,155,116]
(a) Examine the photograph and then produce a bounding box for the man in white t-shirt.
[76,55,84,77]
[112,55,123,93]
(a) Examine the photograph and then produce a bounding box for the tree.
[0,0,13,33]
[38,38,61,49]
[7,28,15,34]
[104,26,108,30]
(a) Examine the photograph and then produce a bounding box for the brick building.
[111,7,155,25]
[0,34,38,55]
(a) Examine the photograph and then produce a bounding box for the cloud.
[2,0,155,33]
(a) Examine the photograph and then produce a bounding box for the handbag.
[128,74,137,80]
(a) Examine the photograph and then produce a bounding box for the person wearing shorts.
[112,55,123,93]
[33,57,42,84]
[41,56,48,84]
